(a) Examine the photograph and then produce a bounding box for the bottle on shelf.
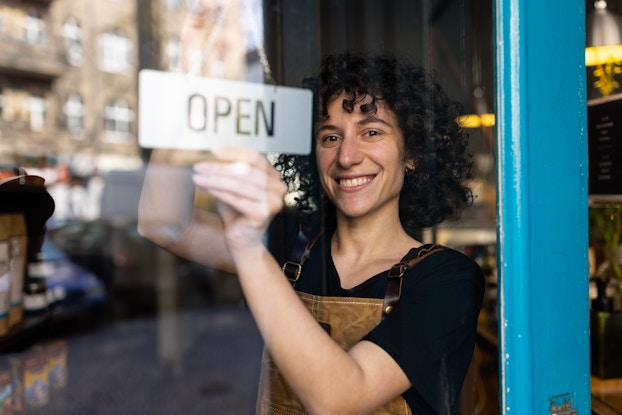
[23,247,48,316]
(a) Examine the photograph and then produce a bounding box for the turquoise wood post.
[495,0,591,414]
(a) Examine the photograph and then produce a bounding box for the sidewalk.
[2,305,264,415]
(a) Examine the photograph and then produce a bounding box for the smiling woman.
[276,54,474,236]
[139,52,484,415]
[315,93,410,229]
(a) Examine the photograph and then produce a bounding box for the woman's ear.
[405,159,415,172]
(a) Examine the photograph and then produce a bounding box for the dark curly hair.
[274,53,474,236]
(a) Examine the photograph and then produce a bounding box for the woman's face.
[315,93,412,222]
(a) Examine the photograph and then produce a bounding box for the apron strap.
[382,244,447,318]
[282,226,322,286]
[383,262,409,317]
[283,228,446,319]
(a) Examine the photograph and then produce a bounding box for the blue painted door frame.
[495,0,591,413]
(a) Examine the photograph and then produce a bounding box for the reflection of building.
[0,0,66,166]
[0,0,142,173]
[0,0,262,223]
[0,0,258,177]
[50,0,141,174]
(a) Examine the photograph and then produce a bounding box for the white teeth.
[339,177,372,187]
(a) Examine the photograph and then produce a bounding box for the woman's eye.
[320,135,340,146]
[364,130,382,139]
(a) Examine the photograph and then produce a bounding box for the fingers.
[193,159,284,202]
[191,147,287,218]
[207,146,266,165]
[194,147,284,188]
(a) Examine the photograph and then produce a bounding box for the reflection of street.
[4,306,263,415]
[46,219,244,318]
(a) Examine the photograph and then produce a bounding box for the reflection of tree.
[180,0,245,79]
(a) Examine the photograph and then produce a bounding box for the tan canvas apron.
[255,238,444,415]
[255,292,413,414]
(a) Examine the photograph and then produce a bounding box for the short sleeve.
[363,249,485,414]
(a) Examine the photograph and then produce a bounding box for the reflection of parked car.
[46,220,243,319]
[46,219,158,318]
[46,219,142,286]
[41,238,108,322]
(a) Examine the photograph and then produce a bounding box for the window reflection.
[64,92,84,137]
[28,93,45,132]
[166,37,181,73]
[0,1,497,414]
[103,98,132,141]
[62,17,83,66]
[24,10,44,45]
[99,30,132,74]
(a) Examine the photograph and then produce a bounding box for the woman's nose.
[337,136,364,168]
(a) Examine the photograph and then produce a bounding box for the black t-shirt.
[292,235,485,415]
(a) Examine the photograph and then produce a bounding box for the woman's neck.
[329,215,421,289]
[331,212,420,262]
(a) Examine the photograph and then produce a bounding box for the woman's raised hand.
[192,147,287,253]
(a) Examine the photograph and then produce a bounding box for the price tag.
[138,70,313,155]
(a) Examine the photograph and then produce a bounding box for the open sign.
[138,70,313,155]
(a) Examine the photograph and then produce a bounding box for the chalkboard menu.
[589,94,622,196]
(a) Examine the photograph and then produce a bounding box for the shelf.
[0,313,50,354]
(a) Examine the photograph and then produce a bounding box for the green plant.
[590,203,622,280]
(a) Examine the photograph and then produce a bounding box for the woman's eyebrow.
[316,115,392,133]
[316,124,340,133]
[357,115,392,127]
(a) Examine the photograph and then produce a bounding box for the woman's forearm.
[231,245,373,415]
[138,151,236,273]
[189,147,411,413]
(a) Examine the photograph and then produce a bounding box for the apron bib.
[256,232,443,415]
[255,292,412,415]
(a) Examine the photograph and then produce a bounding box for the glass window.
[103,98,132,140]
[2,88,29,124]
[166,37,181,73]
[29,93,45,131]
[99,30,131,74]
[0,86,49,132]
[62,17,83,66]
[24,11,45,44]
[0,2,502,414]
[64,92,84,137]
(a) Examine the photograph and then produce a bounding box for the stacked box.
[8,214,26,329]
[11,352,49,411]
[44,341,67,391]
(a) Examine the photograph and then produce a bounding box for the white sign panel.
[138,70,313,155]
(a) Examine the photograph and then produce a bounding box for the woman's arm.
[137,149,236,274]
[192,147,411,415]
[236,245,411,415]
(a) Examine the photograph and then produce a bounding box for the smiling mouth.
[338,176,374,187]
